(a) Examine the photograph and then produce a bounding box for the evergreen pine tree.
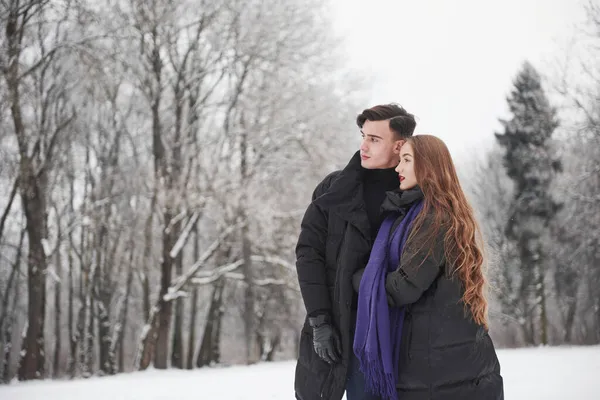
[495,61,562,345]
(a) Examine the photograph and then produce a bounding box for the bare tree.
[2,0,80,380]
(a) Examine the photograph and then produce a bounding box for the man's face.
[359,119,403,169]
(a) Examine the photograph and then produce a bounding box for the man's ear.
[394,139,405,153]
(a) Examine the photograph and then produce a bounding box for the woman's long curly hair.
[404,135,488,328]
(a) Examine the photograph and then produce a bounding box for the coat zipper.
[335,224,348,309]
[321,225,344,399]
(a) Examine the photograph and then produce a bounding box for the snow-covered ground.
[1,346,599,399]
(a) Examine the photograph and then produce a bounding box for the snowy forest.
[0,0,599,384]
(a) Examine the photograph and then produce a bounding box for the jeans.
[345,311,382,400]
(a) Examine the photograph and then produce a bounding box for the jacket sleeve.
[385,216,446,307]
[295,172,338,317]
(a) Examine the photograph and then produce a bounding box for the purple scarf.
[353,200,424,400]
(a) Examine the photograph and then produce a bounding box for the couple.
[293,104,504,400]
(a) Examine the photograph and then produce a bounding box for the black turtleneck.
[362,167,400,240]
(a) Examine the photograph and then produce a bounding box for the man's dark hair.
[356,103,416,139]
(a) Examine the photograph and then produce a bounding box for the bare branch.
[225,272,299,292]
[166,221,243,298]
[187,259,243,287]
[169,210,200,258]
[250,254,295,272]
[0,176,19,243]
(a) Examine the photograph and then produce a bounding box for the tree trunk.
[17,165,49,380]
[79,259,98,378]
[85,293,95,376]
[196,278,225,368]
[186,286,198,370]
[5,2,51,380]
[97,301,112,375]
[563,300,577,343]
[2,267,20,383]
[137,307,161,370]
[149,26,169,369]
[516,238,537,346]
[527,311,536,345]
[239,128,256,364]
[142,193,155,322]
[68,241,76,378]
[171,253,184,369]
[154,211,176,369]
[67,174,77,377]
[186,226,200,370]
[117,258,134,373]
[53,245,62,378]
[596,297,600,343]
[265,334,281,362]
[0,232,20,346]
[518,297,536,346]
[1,299,14,383]
[153,293,173,370]
[168,53,186,370]
[538,265,548,345]
[98,227,119,376]
[591,264,600,343]
[0,229,24,382]
[95,220,108,374]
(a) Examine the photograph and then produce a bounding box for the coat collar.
[381,186,425,214]
[313,151,371,239]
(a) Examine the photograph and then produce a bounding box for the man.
[294,104,417,400]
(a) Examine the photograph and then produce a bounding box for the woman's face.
[395,142,417,190]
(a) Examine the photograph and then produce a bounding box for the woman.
[352,135,504,400]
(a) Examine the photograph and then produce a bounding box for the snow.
[1,346,599,399]
[168,211,199,259]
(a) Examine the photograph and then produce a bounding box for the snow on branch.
[169,210,201,258]
[186,253,299,291]
[162,289,191,302]
[183,252,296,289]
[250,255,295,272]
[188,259,244,286]
[165,209,188,235]
[164,222,242,301]
[224,272,299,292]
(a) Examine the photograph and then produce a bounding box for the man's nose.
[360,139,368,152]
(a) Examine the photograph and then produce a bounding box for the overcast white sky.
[329,0,587,161]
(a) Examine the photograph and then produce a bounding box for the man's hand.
[308,314,342,364]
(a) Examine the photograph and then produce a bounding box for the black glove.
[308,314,341,364]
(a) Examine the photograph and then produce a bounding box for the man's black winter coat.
[295,152,377,400]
